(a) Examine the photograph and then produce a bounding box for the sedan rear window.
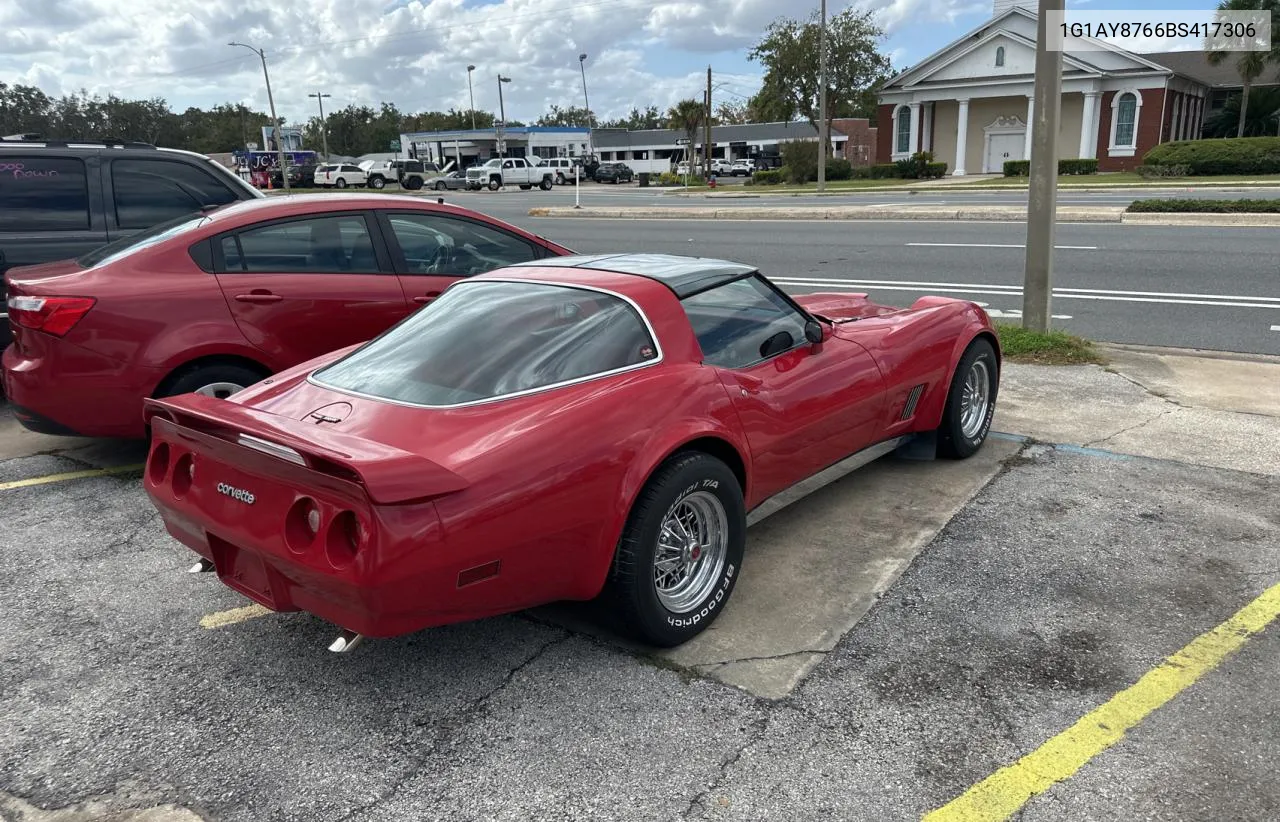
[314,281,660,407]
[77,213,210,268]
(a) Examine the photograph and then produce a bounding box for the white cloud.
[1,0,983,124]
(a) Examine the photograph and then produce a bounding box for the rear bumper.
[2,335,163,439]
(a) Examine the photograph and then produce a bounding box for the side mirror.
[804,320,824,345]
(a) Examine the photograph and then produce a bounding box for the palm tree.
[1207,0,1272,137]
[667,98,706,169]
[1203,86,1280,137]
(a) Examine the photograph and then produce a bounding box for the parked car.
[427,171,469,191]
[594,162,634,184]
[709,159,734,176]
[465,157,555,191]
[140,252,1000,650]
[271,164,319,188]
[539,157,580,185]
[2,194,574,438]
[0,137,262,352]
[729,160,754,177]
[365,159,442,191]
[316,164,367,188]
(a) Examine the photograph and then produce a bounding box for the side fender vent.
[900,384,925,420]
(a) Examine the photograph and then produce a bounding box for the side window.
[680,276,810,369]
[222,215,379,274]
[0,156,90,231]
[384,212,539,277]
[112,158,238,230]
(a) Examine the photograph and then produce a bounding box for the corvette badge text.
[216,483,256,505]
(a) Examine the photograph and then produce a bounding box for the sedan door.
[213,211,411,367]
[377,210,550,307]
[681,275,887,503]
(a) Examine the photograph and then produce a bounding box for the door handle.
[736,375,764,395]
[413,291,442,304]
[234,292,283,303]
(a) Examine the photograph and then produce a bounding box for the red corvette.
[142,254,1000,648]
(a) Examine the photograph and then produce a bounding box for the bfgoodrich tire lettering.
[937,337,999,459]
[606,452,745,647]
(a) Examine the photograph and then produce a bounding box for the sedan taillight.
[9,295,96,336]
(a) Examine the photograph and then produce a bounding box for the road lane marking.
[906,242,1097,250]
[0,463,144,492]
[1272,325,1280,331]
[923,582,1280,822]
[199,603,273,629]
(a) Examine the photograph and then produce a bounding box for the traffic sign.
[675,138,691,145]
[389,139,401,151]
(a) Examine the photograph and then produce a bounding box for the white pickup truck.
[465,157,555,191]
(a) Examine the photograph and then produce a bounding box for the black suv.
[0,137,262,349]
[593,162,634,184]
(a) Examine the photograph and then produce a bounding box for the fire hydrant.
[708,173,717,188]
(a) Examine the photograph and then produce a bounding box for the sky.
[0,0,1222,126]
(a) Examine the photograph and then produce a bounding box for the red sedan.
[2,194,571,438]
[142,254,1000,648]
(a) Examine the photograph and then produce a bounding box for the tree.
[1202,86,1280,137]
[536,104,591,127]
[667,98,706,162]
[1207,0,1274,137]
[715,100,751,125]
[600,105,664,130]
[748,8,892,142]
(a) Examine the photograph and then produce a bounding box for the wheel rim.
[959,360,991,439]
[194,381,245,400]
[654,491,729,613]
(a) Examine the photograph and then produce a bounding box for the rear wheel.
[404,177,424,191]
[556,173,566,185]
[937,338,999,459]
[335,178,348,189]
[519,184,532,191]
[605,452,745,647]
[540,177,553,191]
[159,363,268,401]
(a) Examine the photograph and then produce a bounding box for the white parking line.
[906,242,1097,250]
[771,277,1280,310]
[1272,325,1280,332]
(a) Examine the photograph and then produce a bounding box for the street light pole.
[817,0,829,191]
[1022,0,1065,332]
[578,53,593,159]
[497,75,511,161]
[466,65,477,131]
[229,41,290,191]
[308,91,331,161]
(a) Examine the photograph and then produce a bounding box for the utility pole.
[466,65,477,130]
[497,75,511,162]
[705,66,713,180]
[308,91,331,161]
[817,0,828,191]
[1022,0,1064,332]
[229,42,290,191]
[579,53,593,160]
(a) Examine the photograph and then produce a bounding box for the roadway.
[489,215,1280,356]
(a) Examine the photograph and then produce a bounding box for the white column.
[922,102,933,152]
[908,102,921,154]
[1079,92,1099,159]
[954,98,970,176]
[1024,95,1035,159]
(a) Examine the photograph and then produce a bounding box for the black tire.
[519,184,532,191]
[539,177,553,191]
[159,362,268,401]
[488,177,502,191]
[335,178,348,189]
[937,337,999,460]
[435,181,447,191]
[556,173,566,186]
[368,176,386,190]
[605,452,745,647]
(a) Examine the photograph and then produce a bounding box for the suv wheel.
[335,178,348,189]
[368,176,386,190]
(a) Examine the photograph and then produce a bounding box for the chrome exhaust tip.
[328,630,364,653]
[188,558,215,573]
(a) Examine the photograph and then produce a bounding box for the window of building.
[995,46,1005,67]
[894,106,912,155]
[1111,91,1140,153]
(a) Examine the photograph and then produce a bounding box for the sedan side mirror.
[804,320,824,346]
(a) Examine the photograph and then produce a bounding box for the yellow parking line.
[199,603,273,629]
[923,582,1280,822]
[0,463,144,491]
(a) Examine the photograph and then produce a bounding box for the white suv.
[539,157,580,185]
[317,163,368,188]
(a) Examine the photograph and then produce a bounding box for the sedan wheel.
[435,181,447,191]
[160,363,267,403]
[194,381,246,400]
[937,337,999,459]
[335,178,348,189]
[605,452,745,647]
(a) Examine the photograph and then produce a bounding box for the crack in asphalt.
[330,630,573,822]
[1082,406,1179,448]
[693,648,831,672]
[676,712,771,821]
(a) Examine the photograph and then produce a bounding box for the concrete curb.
[669,181,1280,198]
[528,205,1280,226]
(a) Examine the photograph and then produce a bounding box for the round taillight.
[285,497,321,554]
[172,453,194,497]
[147,443,171,485]
[325,511,365,569]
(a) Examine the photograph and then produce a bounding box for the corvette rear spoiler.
[144,395,468,505]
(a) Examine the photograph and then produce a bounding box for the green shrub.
[923,162,948,179]
[826,158,853,181]
[751,169,785,185]
[780,141,819,183]
[1126,198,1280,213]
[1143,136,1280,175]
[895,151,938,179]
[1004,160,1031,177]
[1135,164,1191,178]
[1059,159,1098,175]
[868,163,900,179]
[655,171,684,186]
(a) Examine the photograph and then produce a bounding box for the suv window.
[221,215,380,274]
[314,281,658,407]
[112,158,238,230]
[383,212,539,276]
[341,165,361,173]
[0,156,91,231]
[680,275,810,369]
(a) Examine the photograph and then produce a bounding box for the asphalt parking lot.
[2,368,1277,821]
